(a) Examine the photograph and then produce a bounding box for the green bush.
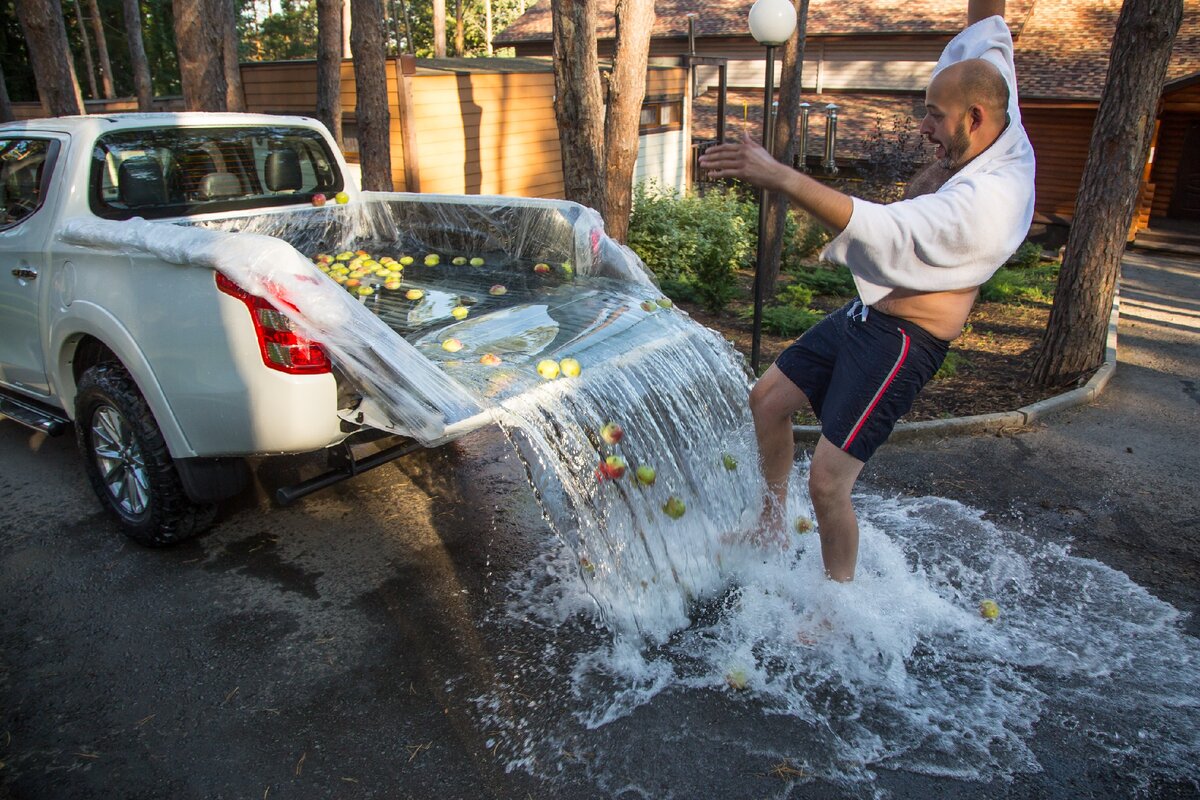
[1006,240,1045,270]
[781,209,831,270]
[777,281,814,309]
[790,265,857,298]
[741,304,826,338]
[934,350,968,381]
[627,181,754,313]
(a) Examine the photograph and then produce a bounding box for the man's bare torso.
[871,160,978,341]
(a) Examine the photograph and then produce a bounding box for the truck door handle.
[11,267,37,280]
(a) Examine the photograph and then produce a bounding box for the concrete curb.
[792,291,1121,445]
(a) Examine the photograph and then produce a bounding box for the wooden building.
[497,0,1200,233]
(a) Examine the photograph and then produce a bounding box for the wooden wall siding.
[9,97,185,120]
[645,67,687,98]
[1150,115,1189,218]
[1021,106,1097,222]
[635,129,687,191]
[408,71,564,197]
[1163,81,1200,114]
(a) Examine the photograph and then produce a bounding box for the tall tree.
[761,0,809,294]
[432,0,446,56]
[1030,0,1184,387]
[70,0,100,99]
[551,0,655,242]
[350,0,393,189]
[14,0,84,115]
[84,0,115,97]
[551,0,605,215]
[222,0,245,110]
[316,0,344,144]
[0,62,13,122]
[173,0,227,110]
[121,0,155,109]
[483,0,493,55]
[600,0,654,242]
[454,0,464,55]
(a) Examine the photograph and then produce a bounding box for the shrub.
[777,282,814,309]
[741,304,826,338]
[790,265,857,298]
[980,262,1060,305]
[627,181,754,313]
[934,350,968,381]
[1006,240,1045,270]
[781,209,831,270]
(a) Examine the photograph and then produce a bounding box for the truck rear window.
[89,125,344,220]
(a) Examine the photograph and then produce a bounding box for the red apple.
[600,422,623,445]
[311,193,326,207]
[599,455,627,479]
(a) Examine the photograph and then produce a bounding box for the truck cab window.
[0,139,53,228]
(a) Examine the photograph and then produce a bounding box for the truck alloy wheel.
[75,364,217,546]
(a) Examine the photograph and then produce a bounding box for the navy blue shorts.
[775,300,950,463]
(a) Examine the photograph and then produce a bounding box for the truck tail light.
[216,273,331,375]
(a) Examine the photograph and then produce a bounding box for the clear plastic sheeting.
[59,192,665,444]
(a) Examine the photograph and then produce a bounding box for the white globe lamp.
[748,0,797,45]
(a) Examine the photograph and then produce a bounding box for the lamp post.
[748,0,797,375]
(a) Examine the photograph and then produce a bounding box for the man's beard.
[937,120,972,169]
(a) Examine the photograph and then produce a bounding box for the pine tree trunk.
[317,0,344,145]
[454,0,464,55]
[0,63,14,122]
[1030,0,1183,388]
[14,0,85,116]
[222,0,246,111]
[432,0,446,57]
[173,0,228,111]
[600,0,653,243]
[71,0,100,100]
[484,0,492,56]
[762,0,809,293]
[84,0,115,97]
[350,0,393,190]
[121,0,154,110]
[399,0,414,52]
[551,0,605,214]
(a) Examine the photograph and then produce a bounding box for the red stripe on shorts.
[841,328,911,450]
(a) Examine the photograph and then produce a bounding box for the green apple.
[979,599,1000,620]
[559,357,581,377]
[399,255,415,266]
[640,300,657,313]
[452,256,467,266]
[405,288,424,301]
[470,257,485,267]
[441,338,463,352]
[663,496,686,519]
[635,465,656,486]
[451,306,469,320]
[356,285,374,296]
[424,254,440,267]
[560,261,574,277]
[724,668,748,691]
[722,453,738,471]
[656,297,673,308]
[489,284,507,296]
[536,359,560,379]
[336,251,355,261]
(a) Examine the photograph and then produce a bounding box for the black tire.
[75,363,218,546]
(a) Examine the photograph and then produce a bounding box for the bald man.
[699,0,1035,581]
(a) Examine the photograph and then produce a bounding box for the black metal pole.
[751,43,777,375]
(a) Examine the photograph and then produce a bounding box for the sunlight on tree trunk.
[455,0,465,55]
[761,0,809,293]
[14,0,85,115]
[601,0,654,243]
[1030,0,1183,388]
[485,0,493,56]
[551,0,605,215]
[121,0,154,110]
[317,0,344,145]
[350,0,393,190]
[173,0,228,111]
[84,0,115,98]
[432,0,446,57]
[71,0,100,100]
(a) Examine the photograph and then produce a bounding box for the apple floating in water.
[405,288,424,301]
[470,257,485,267]
[794,516,813,534]
[479,353,502,366]
[579,557,596,576]
[722,453,738,471]
[635,464,656,486]
[600,455,627,479]
[663,496,686,519]
[489,284,507,296]
[399,255,414,266]
[656,297,674,308]
[640,300,658,313]
[451,306,469,320]
[533,262,551,274]
[424,254,440,267]
[600,422,624,445]
[335,191,350,204]
[441,338,464,353]
[536,359,560,379]
[559,357,581,377]
[979,599,1000,621]
[452,256,467,266]
[724,668,749,691]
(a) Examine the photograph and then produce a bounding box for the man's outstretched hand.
[698,133,787,193]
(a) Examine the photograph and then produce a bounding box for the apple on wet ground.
[533,262,551,274]
[636,465,656,486]
[663,496,686,519]
[424,254,441,267]
[640,300,657,313]
[399,256,415,266]
[489,284,507,296]
[657,297,673,308]
[722,453,738,471]
[452,256,468,266]
[559,357,581,377]
[441,338,464,352]
[479,353,502,366]
[979,600,1000,620]
[599,456,627,479]
[600,422,623,445]
[470,257,485,267]
[405,288,424,301]
[451,306,469,320]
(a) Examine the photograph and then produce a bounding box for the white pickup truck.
[0,112,661,547]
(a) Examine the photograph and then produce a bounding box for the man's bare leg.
[809,436,866,581]
[748,365,811,543]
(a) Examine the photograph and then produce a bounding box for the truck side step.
[275,436,424,506]
[0,392,71,436]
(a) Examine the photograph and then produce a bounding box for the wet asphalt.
[1,250,1197,799]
